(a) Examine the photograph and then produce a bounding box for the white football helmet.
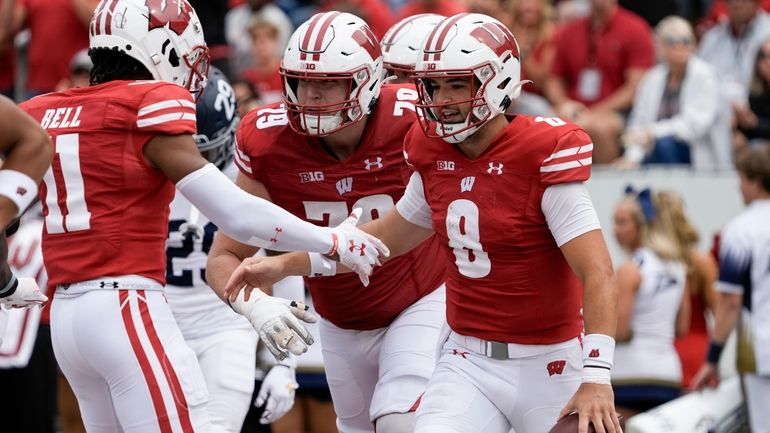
[414,13,526,143]
[89,0,209,94]
[281,11,383,136]
[381,14,445,82]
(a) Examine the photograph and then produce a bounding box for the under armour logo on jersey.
[348,240,367,256]
[589,349,600,358]
[487,162,504,175]
[547,360,566,376]
[270,227,283,243]
[336,177,353,195]
[364,157,383,170]
[451,349,469,359]
[99,281,119,289]
[16,187,27,196]
[460,176,475,193]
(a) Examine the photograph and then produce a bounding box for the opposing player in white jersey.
[0,95,51,313]
[222,13,622,433]
[611,188,697,418]
[164,66,297,431]
[692,144,770,433]
[381,14,444,83]
[207,12,446,433]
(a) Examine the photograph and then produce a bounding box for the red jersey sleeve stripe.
[542,143,593,163]
[136,113,196,128]
[234,145,253,176]
[540,156,592,173]
[138,99,196,117]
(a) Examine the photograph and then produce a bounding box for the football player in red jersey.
[16,1,387,432]
[206,11,446,433]
[223,13,622,433]
[0,95,50,313]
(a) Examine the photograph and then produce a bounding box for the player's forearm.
[177,164,335,253]
[710,292,742,344]
[582,270,618,337]
[206,247,246,301]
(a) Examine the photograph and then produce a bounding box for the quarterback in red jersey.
[18,1,387,432]
[224,13,621,433]
[207,12,446,433]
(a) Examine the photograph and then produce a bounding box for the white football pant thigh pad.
[51,290,214,433]
[186,329,257,433]
[375,412,416,433]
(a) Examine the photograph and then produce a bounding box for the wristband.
[582,334,615,385]
[309,252,337,277]
[0,170,38,218]
[706,341,724,364]
[0,273,18,298]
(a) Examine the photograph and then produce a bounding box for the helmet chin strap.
[437,117,479,144]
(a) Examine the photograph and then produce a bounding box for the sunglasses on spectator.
[661,35,693,46]
[758,51,770,60]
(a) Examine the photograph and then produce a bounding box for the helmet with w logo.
[414,13,526,143]
[90,0,209,94]
[281,11,383,136]
[381,14,445,82]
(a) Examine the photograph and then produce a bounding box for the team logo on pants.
[547,360,566,376]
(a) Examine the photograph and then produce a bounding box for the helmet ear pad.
[279,11,384,137]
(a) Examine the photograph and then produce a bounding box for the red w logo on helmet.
[351,26,381,60]
[470,22,519,59]
[146,0,193,36]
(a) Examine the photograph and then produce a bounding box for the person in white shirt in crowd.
[698,0,770,104]
[226,0,293,77]
[621,16,732,170]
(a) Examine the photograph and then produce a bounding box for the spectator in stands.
[232,79,262,119]
[611,187,697,420]
[0,0,14,100]
[507,0,557,95]
[674,246,717,389]
[240,20,283,104]
[190,0,233,77]
[55,49,92,91]
[0,0,96,98]
[735,37,770,149]
[226,0,293,77]
[619,16,732,169]
[699,0,770,105]
[396,0,466,22]
[319,0,396,38]
[545,0,655,164]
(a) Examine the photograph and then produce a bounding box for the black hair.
[89,47,153,85]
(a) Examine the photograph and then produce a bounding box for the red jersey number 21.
[42,133,91,234]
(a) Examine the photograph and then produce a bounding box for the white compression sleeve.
[177,164,333,253]
[395,172,434,229]
[541,182,601,247]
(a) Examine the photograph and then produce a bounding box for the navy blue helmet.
[194,66,239,170]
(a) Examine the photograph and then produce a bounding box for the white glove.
[230,289,316,361]
[255,364,298,424]
[0,277,47,308]
[329,208,390,286]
